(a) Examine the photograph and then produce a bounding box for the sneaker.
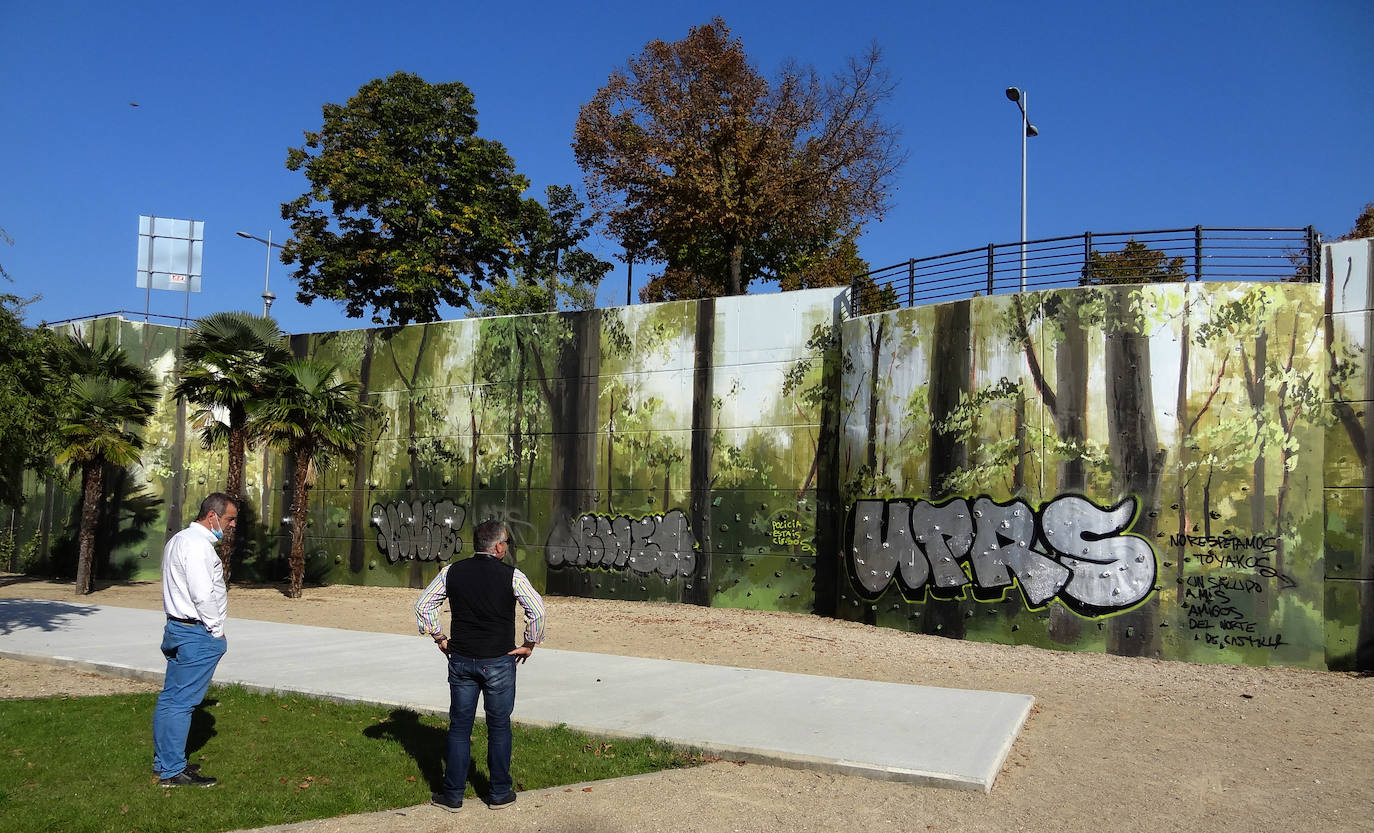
[430,793,463,812]
[158,769,217,788]
[487,793,517,809]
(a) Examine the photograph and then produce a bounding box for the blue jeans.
[440,652,517,804]
[151,621,226,778]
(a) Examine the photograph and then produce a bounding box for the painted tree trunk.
[1047,297,1092,642]
[925,301,971,638]
[1104,291,1163,657]
[546,312,602,598]
[685,300,716,607]
[349,328,376,573]
[74,462,103,595]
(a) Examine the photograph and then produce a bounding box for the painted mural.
[16,243,1374,671]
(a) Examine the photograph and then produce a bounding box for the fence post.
[1082,231,1092,285]
[1194,225,1203,281]
[907,258,915,307]
[986,244,995,295]
[1307,225,1320,282]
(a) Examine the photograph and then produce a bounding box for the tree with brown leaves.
[574,18,903,300]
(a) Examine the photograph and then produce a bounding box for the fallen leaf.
[582,787,593,792]
[406,776,416,782]
[260,717,269,723]
[119,805,129,815]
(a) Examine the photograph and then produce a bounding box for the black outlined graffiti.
[847,494,1156,615]
[371,499,465,563]
[546,509,698,579]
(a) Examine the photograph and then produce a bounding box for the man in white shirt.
[151,493,237,787]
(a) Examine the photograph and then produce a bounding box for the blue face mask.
[210,518,224,541]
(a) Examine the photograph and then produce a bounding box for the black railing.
[43,310,194,329]
[850,226,1321,316]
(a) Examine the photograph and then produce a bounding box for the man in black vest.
[415,519,546,811]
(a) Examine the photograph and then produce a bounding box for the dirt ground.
[2,574,1371,833]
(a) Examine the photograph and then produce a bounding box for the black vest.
[445,554,517,659]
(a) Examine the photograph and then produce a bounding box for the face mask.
[210,517,224,542]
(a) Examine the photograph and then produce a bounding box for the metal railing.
[43,310,194,329]
[850,226,1320,316]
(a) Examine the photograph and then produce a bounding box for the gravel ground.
[2,575,1371,833]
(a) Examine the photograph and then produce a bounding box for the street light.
[1005,87,1039,292]
[235,230,285,316]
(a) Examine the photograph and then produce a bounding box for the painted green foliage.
[837,282,1329,667]
[19,269,1367,671]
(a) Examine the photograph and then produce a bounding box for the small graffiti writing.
[546,509,698,579]
[1182,545,1291,651]
[847,494,1156,615]
[371,499,465,563]
[1168,533,1278,553]
[771,517,804,547]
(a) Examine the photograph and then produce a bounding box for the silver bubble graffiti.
[371,499,465,563]
[546,509,698,579]
[847,494,1155,614]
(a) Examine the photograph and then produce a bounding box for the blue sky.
[2,0,1369,335]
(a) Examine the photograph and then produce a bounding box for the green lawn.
[0,686,707,833]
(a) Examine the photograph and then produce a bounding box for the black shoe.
[159,769,217,788]
[430,792,463,812]
[487,793,517,809]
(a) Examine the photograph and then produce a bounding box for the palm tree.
[54,338,158,595]
[174,312,290,580]
[252,359,373,598]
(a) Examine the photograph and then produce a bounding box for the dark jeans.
[152,620,226,778]
[440,652,517,804]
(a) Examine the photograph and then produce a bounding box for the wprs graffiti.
[371,499,465,563]
[847,494,1156,615]
[546,509,698,579]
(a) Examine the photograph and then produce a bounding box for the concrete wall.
[23,246,1373,670]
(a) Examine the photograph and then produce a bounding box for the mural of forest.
[19,242,1373,671]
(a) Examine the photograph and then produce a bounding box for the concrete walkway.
[0,598,1033,792]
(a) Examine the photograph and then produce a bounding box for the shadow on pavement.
[0,598,99,636]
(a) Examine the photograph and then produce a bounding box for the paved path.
[0,598,1033,792]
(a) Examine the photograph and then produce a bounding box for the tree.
[1084,240,1186,285]
[473,185,613,316]
[282,72,533,325]
[253,359,374,598]
[53,338,157,595]
[174,312,291,581]
[1338,201,1374,240]
[0,295,65,508]
[573,18,904,300]
[0,226,12,283]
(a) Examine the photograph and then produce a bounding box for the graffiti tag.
[546,509,698,579]
[847,494,1156,614]
[371,499,465,563]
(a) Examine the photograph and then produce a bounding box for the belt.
[167,615,203,627]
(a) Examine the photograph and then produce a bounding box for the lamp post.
[1005,87,1038,292]
[235,230,285,316]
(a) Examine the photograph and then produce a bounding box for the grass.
[0,685,709,833]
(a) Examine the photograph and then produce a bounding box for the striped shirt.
[414,559,546,645]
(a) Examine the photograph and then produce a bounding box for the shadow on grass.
[187,700,218,759]
[363,708,489,797]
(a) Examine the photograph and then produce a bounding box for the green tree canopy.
[473,185,613,316]
[282,72,533,325]
[1084,240,1186,285]
[573,18,903,301]
[0,295,64,508]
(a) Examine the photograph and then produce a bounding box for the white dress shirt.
[161,522,228,637]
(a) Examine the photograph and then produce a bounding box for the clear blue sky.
[2,0,1370,335]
